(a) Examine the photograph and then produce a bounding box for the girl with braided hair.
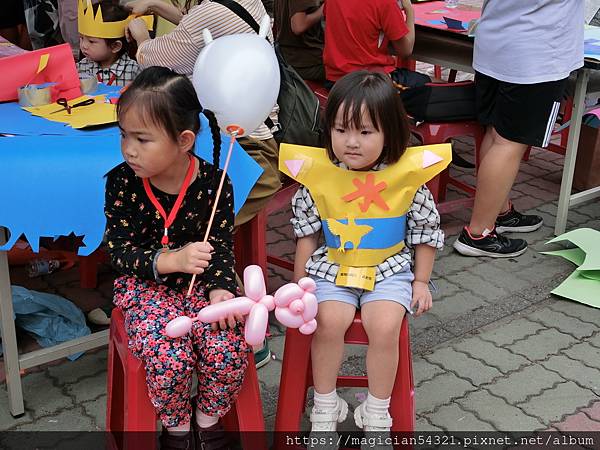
[105,66,246,450]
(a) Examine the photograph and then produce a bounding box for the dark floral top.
[104,156,236,294]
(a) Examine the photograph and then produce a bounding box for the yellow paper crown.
[78,0,153,39]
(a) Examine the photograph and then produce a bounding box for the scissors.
[50,97,95,114]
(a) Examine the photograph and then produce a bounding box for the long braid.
[202,108,222,193]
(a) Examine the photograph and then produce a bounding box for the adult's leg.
[469,127,528,235]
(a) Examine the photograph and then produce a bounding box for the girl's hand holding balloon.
[208,289,243,330]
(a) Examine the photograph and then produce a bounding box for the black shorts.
[475,71,568,148]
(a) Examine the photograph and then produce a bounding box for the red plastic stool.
[234,210,268,278]
[412,121,484,214]
[106,308,268,450]
[273,312,414,450]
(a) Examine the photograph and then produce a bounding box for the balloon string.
[186,132,237,297]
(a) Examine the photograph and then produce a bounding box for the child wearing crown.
[76,0,145,87]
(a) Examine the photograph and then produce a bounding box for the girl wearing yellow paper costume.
[286,71,447,448]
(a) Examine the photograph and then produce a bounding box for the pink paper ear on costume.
[422,150,444,168]
[284,159,304,177]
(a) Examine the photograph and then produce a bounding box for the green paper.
[541,248,586,266]
[544,228,600,308]
[546,228,600,271]
[580,270,600,281]
[551,270,600,308]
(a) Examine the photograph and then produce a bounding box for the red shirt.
[323,0,409,81]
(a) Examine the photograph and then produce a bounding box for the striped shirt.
[136,0,278,140]
[291,162,444,283]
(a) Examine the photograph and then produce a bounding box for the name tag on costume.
[335,266,376,291]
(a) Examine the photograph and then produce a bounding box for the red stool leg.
[389,320,415,433]
[107,310,158,450]
[122,356,157,450]
[106,332,124,450]
[79,252,98,289]
[273,329,313,450]
[231,354,268,450]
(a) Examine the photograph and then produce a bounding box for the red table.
[413,0,481,32]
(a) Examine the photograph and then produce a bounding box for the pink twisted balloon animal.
[165,265,319,344]
[273,277,317,335]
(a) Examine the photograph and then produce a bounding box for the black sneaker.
[495,203,543,233]
[453,227,528,257]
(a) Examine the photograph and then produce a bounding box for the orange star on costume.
[342,174,389,213]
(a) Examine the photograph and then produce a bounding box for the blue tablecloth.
[0,102,262,255]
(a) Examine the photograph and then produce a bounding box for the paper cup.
[18,85,52,107]
[80,77,98,95]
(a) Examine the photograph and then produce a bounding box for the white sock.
[195,408,219,428]
[167,422,190,434]
[365,392,390,416]
[313,389,339,411]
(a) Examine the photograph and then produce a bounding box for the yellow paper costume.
[280,143,451,288]
[78,0,153,39]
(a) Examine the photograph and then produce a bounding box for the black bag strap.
[211,0,276,130]
[211,0,260,33]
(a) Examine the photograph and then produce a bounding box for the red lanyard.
[142,155,196,247]
[97,72,117,86]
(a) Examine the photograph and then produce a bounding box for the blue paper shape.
[584,39,600,56]
[443,16,467,30]
[0,116,262,255]
[0,133,122,255]
[0,101,116,136]
[195,113,263,215]
[322,216,407,250]
[93,83,122,96]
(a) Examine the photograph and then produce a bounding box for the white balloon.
[192,18,280,137]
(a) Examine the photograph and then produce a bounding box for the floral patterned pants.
[114,276,249,427]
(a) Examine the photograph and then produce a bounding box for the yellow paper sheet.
[37,54,49,73]
[23,94,117,128]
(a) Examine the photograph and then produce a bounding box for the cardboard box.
[574,123,600,191]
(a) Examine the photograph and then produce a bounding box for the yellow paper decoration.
[78,0,154,39]
[37,54,49,74]
[24,95,117,129]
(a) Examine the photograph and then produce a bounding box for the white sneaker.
[307,397,348,449]
[354,401,393,450]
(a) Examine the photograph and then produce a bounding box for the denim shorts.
[312,267,414,314]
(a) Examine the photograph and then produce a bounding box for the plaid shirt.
[291,162,444,283]
[77,54,141,87]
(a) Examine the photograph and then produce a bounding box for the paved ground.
[1,138,599,441]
